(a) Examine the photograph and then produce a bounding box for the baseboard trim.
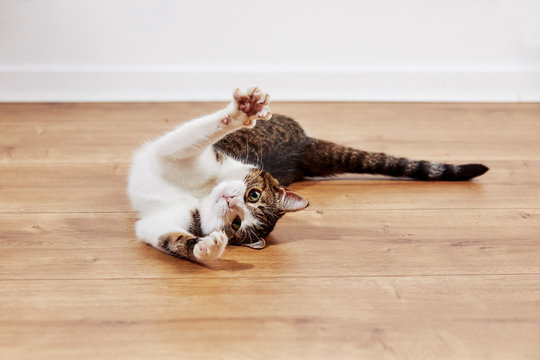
[1,64,539,102]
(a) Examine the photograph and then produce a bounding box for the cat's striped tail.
[301,139,489,181]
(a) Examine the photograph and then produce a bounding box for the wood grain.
[0,102,539,359]
[1,210,539,280]
[1,276,539,360]
[1,102,539,163]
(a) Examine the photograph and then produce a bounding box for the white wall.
[1,0,539,102]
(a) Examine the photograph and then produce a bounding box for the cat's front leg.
[154,86,271,159]
[158,230,228,263]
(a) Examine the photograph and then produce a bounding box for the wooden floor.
[1,102,539,359]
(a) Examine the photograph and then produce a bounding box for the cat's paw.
[193,231,228,263]
[229,86,272,127]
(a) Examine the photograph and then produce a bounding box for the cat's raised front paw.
[193,231,228,262]
[231,86,272,127]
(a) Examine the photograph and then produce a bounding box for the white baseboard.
[1,64,539,102]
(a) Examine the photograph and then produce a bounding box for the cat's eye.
[247,189,261,203]
[231,216,242,231]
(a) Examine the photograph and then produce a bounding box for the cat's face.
[203,168,308,249]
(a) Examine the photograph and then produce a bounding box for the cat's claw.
[193,230,228,262]
[257,105,272,120]
[232,86,272,124]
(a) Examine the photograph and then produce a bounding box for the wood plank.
[1,102,539,163]
[1,209,538,280]
[1,102,539,360]
[1,102,538,143]
[0,163,128,213]
[0,161,538,213]
[1,276,538,359]
[279,102,540,142]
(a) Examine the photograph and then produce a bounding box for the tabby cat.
[127,86,488,263]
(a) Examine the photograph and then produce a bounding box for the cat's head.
[202,168,308,249]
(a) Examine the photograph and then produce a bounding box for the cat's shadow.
[204,258,254,271]
[137,243,255,272]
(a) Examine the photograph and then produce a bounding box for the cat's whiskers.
[249,228,262,244]
[244,139,251,159]
[245,169,263,188]
[242,137,264,171]
[242,227,256,245]
[244,229,253,244]
[260,207,279,220]
[253,150,264,170]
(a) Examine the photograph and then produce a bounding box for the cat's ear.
[242,238,266,250]
[278,188,309,213]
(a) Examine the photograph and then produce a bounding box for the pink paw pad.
[221,116,230,125]
[233,87,270,117]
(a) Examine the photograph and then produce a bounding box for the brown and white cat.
[127,86,488,264]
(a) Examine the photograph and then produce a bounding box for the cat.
[127,86,489,264]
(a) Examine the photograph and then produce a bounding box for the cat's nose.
[223,195,241,209]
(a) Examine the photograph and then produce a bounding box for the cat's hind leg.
[153,86,272,160]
